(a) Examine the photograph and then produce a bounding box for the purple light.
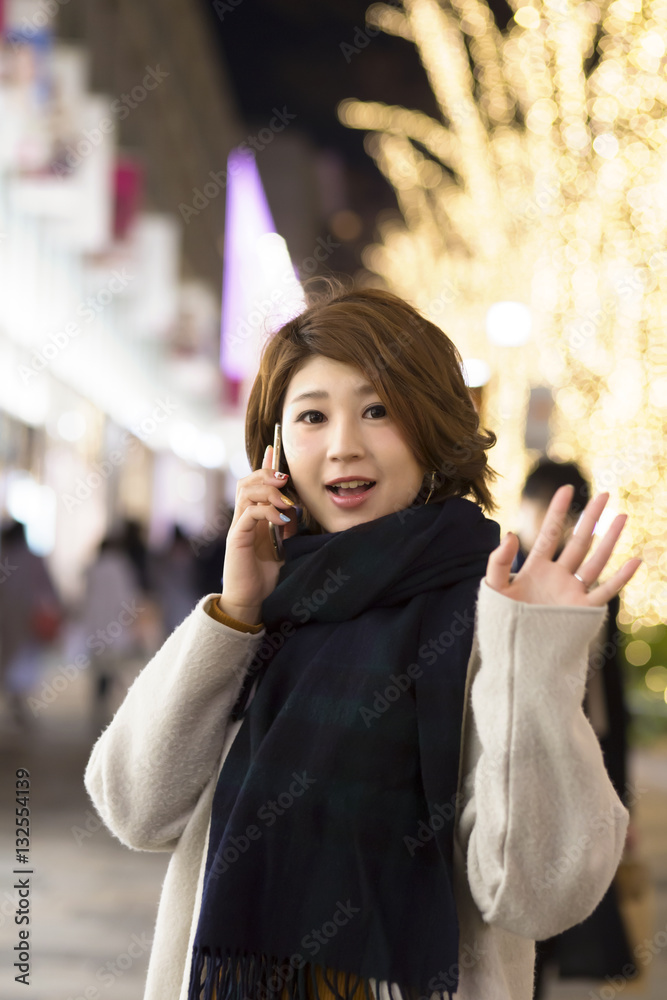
[220,148,278,382]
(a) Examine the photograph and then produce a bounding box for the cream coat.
[84,579,629,1000]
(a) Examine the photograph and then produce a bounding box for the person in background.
[0,518,63,728]
[150,524,200,639]
[72,534,143,733]
[514,459,636,997]
[191,505,233,599]
[120,518,153,596]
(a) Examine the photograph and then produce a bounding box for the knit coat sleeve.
[84,593,266,852]
[455,578,630,940]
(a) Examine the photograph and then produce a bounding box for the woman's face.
[280,355,427,533]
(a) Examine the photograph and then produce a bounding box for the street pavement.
[1,665,666,1000]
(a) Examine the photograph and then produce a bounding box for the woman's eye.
[298,405,386,424]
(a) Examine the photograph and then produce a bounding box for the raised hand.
[485,485,642,606]
[219,444,299,623]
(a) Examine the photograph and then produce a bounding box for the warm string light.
[338,0,667,625]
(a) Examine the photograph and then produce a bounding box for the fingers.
[585,557,642,606]
[238,447,292,508]
[524,484,575,566]
[230,450,292,531]
[241,482,295,510]
[576,513,627,583]
[556,491,609,573]
[484,532,520,592]
[236,500,292,533]
[263,444,289,479]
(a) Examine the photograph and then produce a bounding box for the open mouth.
[326,481,376,497]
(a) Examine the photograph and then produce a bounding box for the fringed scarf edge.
[188,946,454,1000]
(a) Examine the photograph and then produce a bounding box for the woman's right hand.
[219,445,299,624]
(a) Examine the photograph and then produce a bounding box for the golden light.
[645,664,667,692]
[338,0,667,625]
[626,639,652,666]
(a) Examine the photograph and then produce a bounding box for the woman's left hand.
[485,485,642,606]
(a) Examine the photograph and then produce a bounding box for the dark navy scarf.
[188,497,500,1000]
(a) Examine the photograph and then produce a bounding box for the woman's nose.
[325,417,366,462]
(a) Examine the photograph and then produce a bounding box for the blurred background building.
[0,0,666,997]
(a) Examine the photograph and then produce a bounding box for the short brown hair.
[245,279,498,528]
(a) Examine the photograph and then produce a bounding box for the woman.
[85,284,640,1000]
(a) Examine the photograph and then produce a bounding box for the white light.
[57,410,87,441]
[25,486,57,556]
[486,302,532,346]
[574,503,619,539]
[256,233,290,271]
[196,433,227,469]
[177,470,206,503]
[593,133,619,160]
[641,31,665,58]
[461,358,492,387]
[230,449,252,480]
[592,504,620,538]
[169,421,200,462]
[6,473,41,524]
[5,475,57,554]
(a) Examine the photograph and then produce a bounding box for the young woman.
[85,284,640,1000]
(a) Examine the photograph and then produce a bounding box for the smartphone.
[268,422,285,561]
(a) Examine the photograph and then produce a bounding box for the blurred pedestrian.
[150,524,200,638]
[0,518,63,728]
[514,459,637,996]
[70,534,143,733]
[191,505,233,598]
[119,517,153,595]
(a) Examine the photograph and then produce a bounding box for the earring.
[424,471,437,505]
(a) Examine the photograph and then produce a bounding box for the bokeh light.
[338,0,667,625]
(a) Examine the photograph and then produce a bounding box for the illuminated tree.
[339,0,667,625]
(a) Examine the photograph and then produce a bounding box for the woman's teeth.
[328,480,375,495]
